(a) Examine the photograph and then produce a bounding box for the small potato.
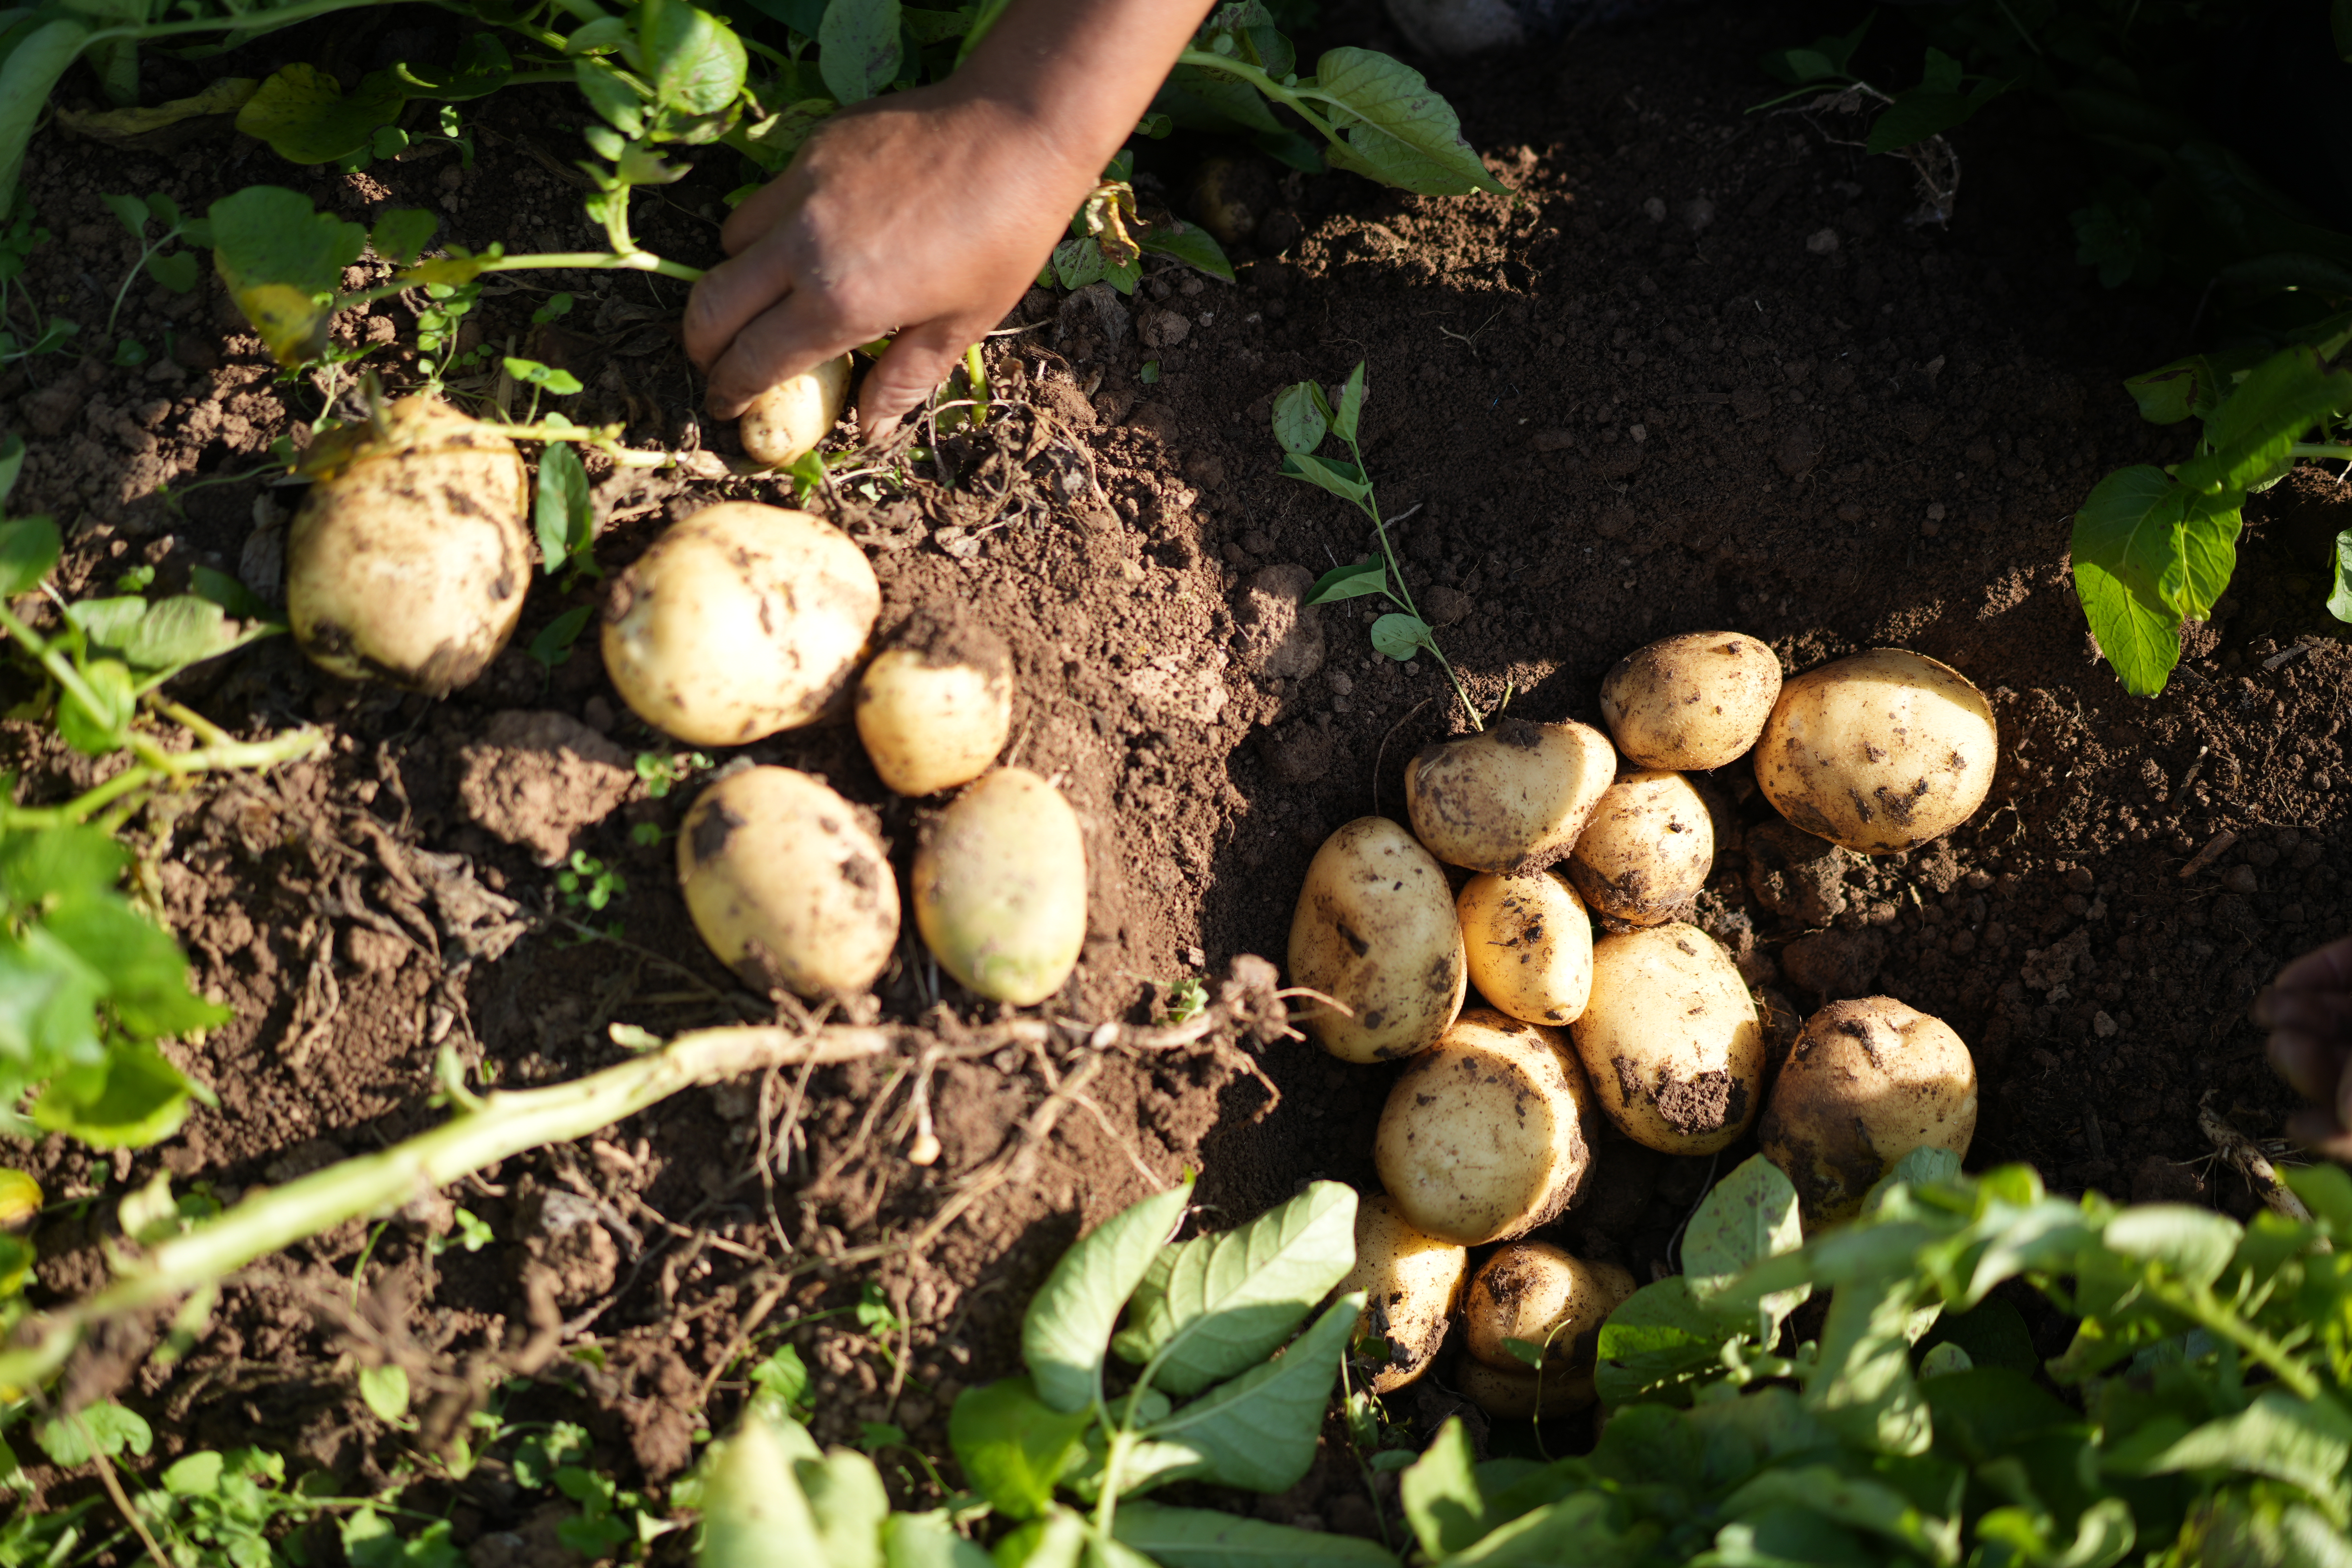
[1374,1009,1598,1245]
[286,395,530,695]
[1288,818,1465,1063]
[739,355,852,468]
[1565,770,1715,927]
[1456,1358,1596,1420]
[1754,648,1997,855]
[1457,870,1593,1027]
[678,767,898,999]
[913,768,1087,1006]
[855,615,1013,797]
[1759,996,1979,1227]
[1333,1195,1467,1393]
[1463,1241,1636,1373]
[602,503,879,747]
[1572,923,1765,1155]
[1599,631,1782,771]
[1405,717,1616,874]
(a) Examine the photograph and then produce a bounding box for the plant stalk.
[1336,427,1484,731]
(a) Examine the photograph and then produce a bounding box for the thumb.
[856,320,981,439]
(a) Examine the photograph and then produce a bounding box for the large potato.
[856,616,1013,798]
[1463,1242,1636,1371]
[1759,997,1978,1227]
[1333,1194,1467,1393]
[679,767,898,999]
[740,355,852,469]
[912,768,1087,1006]
[1599,631,1782,771]
[1288,818,1465,1063]
[1457,1358,1596,1421]
[1457,870,1592,1026]
[1565,771,1715,927]
[1572,923,1764,1155]
[602,503,879,747]
[1373,1009,1597,1245]
[1405,718,1616,874]
[286,395,530,694]
[1754,648,1997,854]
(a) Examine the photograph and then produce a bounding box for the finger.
[2253,988,2352,1034]
[719,168,809,258]
[2267,1029,2351,1105]
[701,288,872,421]
[683,232,806,374]
[2267,934,2352,994]
[2284,1107,2352,1164]
[855,318,978,439]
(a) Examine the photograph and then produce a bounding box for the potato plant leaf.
[641,0,747,118]
[1271,381,1327,455]
[1368,612,1429,662]
[1306,49,1506,196]
[1113,1504,1398,1568]
[1595,1276,1747,1407]
[818,0,901,104]
[1023,1182,1190,1414]
[0,514,60,596]
[2070,464,2189,698]
[1279,453,1369,506]
[370,209,438,267]
[881,1511,994,1568]
[208,186,365,366]
[700,1409,827,1568]
[0,433,22,511]
[0,21,92,221]
[31,1041,195,1149]
[1681,1155,1808,1341]
[393,33,514,101]
[1400,1418,1483,1559]
[1135,220,1234,285]
[235,64,408,165]
[1137,1294,1361,1493]
[946,1375,1091,1520]
[1305,559,1387,604]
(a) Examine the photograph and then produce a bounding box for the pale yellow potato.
[678,767,898,999]
[739,355,851,468]
[1754,648,1997,854]
[1565,770,1715,927]
[1599,631,1782,771]
[1463,1242,1637,1371]
[855,617,1013,797]
[1457,870,1593,1026]
[1373,1009,1597,1245]
[1457,1358,1596,1421]
[286,395,530,695]
[1333,1194,1467,1393]
[1405,717,1616,874]
[1288,817,1465,1063]
[912,768,1087,1006]
[602,503,879,746]
[1571,923,1765,1155]
[1759,996,1978,1227]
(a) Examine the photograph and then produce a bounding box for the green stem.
[0,727,325,830]
[436,251,705,284]
[0,599,114,732]
[0,1023,895,1393]
[964,342,989,428]
[1340,429,1484,731]
[1174,50,1344,155]
[2290,444,2352,461]
[1094,1426,1131,1541]
[2151,1277,2321,1401]
[79,0,450,48]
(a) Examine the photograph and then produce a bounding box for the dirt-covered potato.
[1571,923,1765,1155]
[1463,1242,1636,1371]
[1288,817,1466,1063]
[1457,1357,1597,1420]
[1373,1009,1597,1245]
[1333,1194,1468,1393]
[1759,996,1979,1226]
[1565,770,1715,927]
[1754,648,1997,854]
[739,354,852,469]
[602,503,879,747]
[678,767,898,999]
[912,768,1087,1006]
[286,395,530,695]
[855,616,1013,797]
[1598,631,1782,772]
[1457,870,1593,1026]
[1405,717,1617,874]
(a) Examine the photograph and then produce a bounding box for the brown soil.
[3,0,2348,1546]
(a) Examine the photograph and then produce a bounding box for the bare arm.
[683,0,1218,435]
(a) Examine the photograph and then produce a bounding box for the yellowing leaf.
[235,63,407,165]
[230,279,337,368]
[56,78,258,145]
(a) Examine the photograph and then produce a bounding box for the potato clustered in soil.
[1297,632,1994,1418]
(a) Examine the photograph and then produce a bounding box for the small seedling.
[98,192,206,350]
[528,605,594,674]
[555,851,626,934]
[635,750,712,798]
[1160,976,1208,1025]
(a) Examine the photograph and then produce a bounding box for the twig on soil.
[2178,830,2240,880]
[2198,1092,2317,1229]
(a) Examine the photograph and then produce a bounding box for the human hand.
[2255,933,2352,1160]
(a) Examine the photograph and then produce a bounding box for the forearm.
[957,0,1219,176]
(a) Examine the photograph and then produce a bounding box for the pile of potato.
[1295,629,1995,1416]
[283,404,1082,1010]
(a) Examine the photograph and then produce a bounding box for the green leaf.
[884,1511,995,1568]
[1279,453,1370,505]
[57,658,136,754]
[575,60,647,137]
[640,0,747,116]
[2135,1391,2352,1524]
[0,822,128,908]
[1369,613,1430,662]
[1306,560,1387,604]
[371,209,438,266]
[0,514,60,595]
[1113,1504,1398,1568]
[1329,362,1367,443]
[2070,464,2189,698]
[236,64,409,165]
[2104,1205,2243,1290]
[1595,1276,1743,1407]
[2125,357,2215,426]
[991,1508,1089,1568]
[143,250,199,294]
[1759,14,1870,84]
[358,1365,410,1423]
[31,1040,194,1147]
[1685,1155,1806,1298]
[701,1410,827,1568]
[162,1450,226,1494]
[530,606,593,672]
[819,0,902,104]
[1306,48,1506,196]
[1804,1263,1935,1457]
[1023,1182,1191,1414]
[1500,1336,1545,1368]
[1719,1466,1956,1562]
[1139,1295,1361,1492]
[0,22,94,223]
[1400,1418,1483,1559]
[2285,1163,2352,1235]
[1271,381,1327,454]
[947,1376,1093,1520]
[208,186,366,367]
[0,432,21,510]
[43,893,231,1039]
[190,565,265,620]
[394,33,513,101]
[798,1446,889,1568]
[35,1402,153,1467]
[1051,236,1107,291]
[110,595,236,673]
[534,440,595,576]
[1111,1180,1355,1395]
[1448,1492,1638,1567]
[2180,348,2352,497]
[1135,220,1234,284]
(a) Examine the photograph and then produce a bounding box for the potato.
[1753,648,1997,854]
[1565,770,1715,927]
[740,354,853,469]
[1758,996,1978,1227]
[1598,631,1782,772]
[1333,1194,1467,1393]
[1373,1009,1597,1245]
[856,616,1013,797]
[1288,817,1466,1063]
[1456,870,1593,1026]
[678,766,898,999]
[602,503,879,746]
[912,768,1087,1006]
[1405,718,1616,874]
[286,395,530,695]
[1571,923,1765,1155]
[1456,1358,1596,1421]
[1463,1242,1637,1371]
